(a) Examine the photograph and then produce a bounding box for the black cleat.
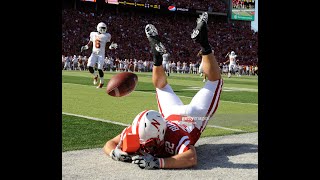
[145,24,159,38]
[191,12,209,45]
[191,12,212,55]
[145,24,166,66]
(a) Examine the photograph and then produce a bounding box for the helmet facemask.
[140,137,164,154]
[97,22,107,34]
[132,110,167,155]
[99,26,106,34]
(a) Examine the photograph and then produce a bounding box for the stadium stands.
[62,3,257,66]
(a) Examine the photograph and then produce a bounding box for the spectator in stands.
[62,5,257,72]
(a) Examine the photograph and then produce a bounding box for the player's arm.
[132,145,197,169]
[103,134,121,155]
[81,41,93,52]
[162,144,197,169]
[103,133,132,162]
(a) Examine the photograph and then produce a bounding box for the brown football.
[106,72,138,97]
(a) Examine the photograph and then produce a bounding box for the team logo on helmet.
[131,110,167,154]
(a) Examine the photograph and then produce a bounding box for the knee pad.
[98,69,104,77]
[88,66,94,73]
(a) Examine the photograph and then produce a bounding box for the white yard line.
[132,90,258,105]
[206,125,247,132]
[63,83,258,105]
[62,112,130,126]
[62,112,247,132]
[182,86,258,92]
[219,100,257,105]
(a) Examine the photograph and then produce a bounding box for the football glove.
[132,151,163,169]
[109,42,118,49]
[110,146,132,162]
[81,45,89,52]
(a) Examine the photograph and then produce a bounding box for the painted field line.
[182,86,258,92]
[62,83,258,105]
[62,112,130,126]
[62,112,246,132]
[206,125,247,132]
[133,91,258,105]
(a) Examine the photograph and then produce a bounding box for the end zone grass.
[62,114,124,152]
[62,71,258,151]
[62,114,244,152]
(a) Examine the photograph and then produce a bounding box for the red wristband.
[158,158,165,168]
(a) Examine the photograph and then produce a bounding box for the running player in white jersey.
[224,51,238,78]
[162,50,170,76]
[81,22,118,88]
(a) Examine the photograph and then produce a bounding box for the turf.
[62,114,124,152]
[62,71,258,151]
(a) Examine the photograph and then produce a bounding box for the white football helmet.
[97,22,107,34]
[231,51,235,56]
[131,110,167,154]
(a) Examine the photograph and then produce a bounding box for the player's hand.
[132,151,160,169]
[109,42,118,49]
[81,45,88,52]
[110,147,132,162]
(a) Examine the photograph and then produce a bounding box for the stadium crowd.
[62,4,258,73]
[62,54,258,77]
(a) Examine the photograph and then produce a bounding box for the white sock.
[100,77,104,84]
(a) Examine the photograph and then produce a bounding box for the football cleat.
[145,24,166,54]
[191,12,209,44]
[93,75,98,85]
[96,83,104,88]
[145,24,158,37]
[145,24,166,66]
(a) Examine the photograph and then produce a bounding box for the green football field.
[231,9,255,20]
[62,71,258,152]
[232,10,253,16]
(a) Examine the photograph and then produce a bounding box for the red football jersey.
[166,114,202,146]
[119,122,194,158]
[155,121,191,158]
